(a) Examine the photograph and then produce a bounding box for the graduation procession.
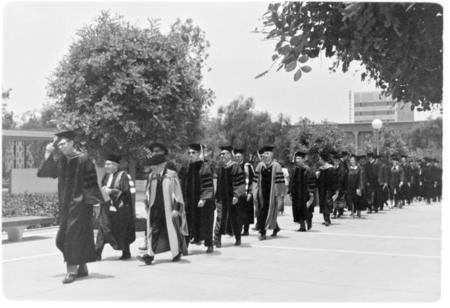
[35,130,442,284]
[2,1,444,302]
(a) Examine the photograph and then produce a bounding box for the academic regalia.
[239,162,255,233]
[364,158,382,212]
[253,161,286,235]
[379,161,391,208]
[400,162,413,205]
[214,162,245,243]
[316,163,337,224]
[144,168,188,258]
[290,165,316,229]
[346,165,364,212]
[179,160,215,247]
[96,170,136,256]
[389,165,404,207]
[37,152,103,265]
[333,160,348,217]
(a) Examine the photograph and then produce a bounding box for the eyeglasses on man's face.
[188,151,198,155]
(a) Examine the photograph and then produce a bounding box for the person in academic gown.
[95,154,136,260]
[178,143,216,253]
[37,130,103,284]
[346,155,364,218]
[213,146,246,247]
[233,149,255,236]
[289,151,316,231]
[389,156,405,208]
[138,154,188,265]
[316,151,339,226]
[253,146,286,240]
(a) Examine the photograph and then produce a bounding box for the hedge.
[2,192,59,227]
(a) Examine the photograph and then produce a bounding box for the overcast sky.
[1,0,441,123]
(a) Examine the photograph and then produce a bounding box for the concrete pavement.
[2,201,441,301]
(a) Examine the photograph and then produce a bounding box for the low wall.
[11,169,57,194]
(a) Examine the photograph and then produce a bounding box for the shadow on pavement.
[53,273,115,280]
[2,235,52,244]
[187,249,223,256]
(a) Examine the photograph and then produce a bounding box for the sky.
[1,0,442,124]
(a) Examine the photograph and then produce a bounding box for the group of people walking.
[37,130,442,284]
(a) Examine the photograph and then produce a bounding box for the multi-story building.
[349,91,414,123]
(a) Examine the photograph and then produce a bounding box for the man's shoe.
[298,228,306,232]
[137,254,154,265]
[259,234,266,240]
[77,265,88,277]
[271,226,280,237]
[324,221,331,226]
[307,220,312,230]
[119,252,131,260]
[241,231,249,236]
[206,246,214,253]
[62,273,77,284]
[214,239,221,248]
[172,253,182,262]
[234,239,241,246]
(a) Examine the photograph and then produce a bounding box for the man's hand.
[306,200,313,208]
[44,140,56,159]
[232,197,238,205]
[356,189,362,197]
[172,210,180,217]
[102,186,112,195]
[198,199,205,208]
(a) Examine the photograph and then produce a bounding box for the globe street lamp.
[371,119,383,155]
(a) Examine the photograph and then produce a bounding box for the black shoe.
[172,253,182,262]
[271,226,280,237]
[62,273,77,284]
[119,252,131,260]
[77,265,88,277]
[241,231,249,236]
[259,234,266,240]
[307,220,312,230]
[206,246,214,253]
[324,221,331,226]
[234,239,241,246]
[214,239,221,248]
[298,228,306,232]
[138,254,154,265]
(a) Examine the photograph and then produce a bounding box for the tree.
[201,96,291,163]
[19,105,58,130]
[259,2,442,111]
[406,118,442,160]
[47,12,214,173]
[2,88,16,129]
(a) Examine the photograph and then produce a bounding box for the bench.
[2,216,55,241]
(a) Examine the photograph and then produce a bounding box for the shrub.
[2,193,59,226]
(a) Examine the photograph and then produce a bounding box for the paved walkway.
[2,201,441,301]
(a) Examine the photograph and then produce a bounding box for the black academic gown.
[96,171,136,251]
[179,160,215,247]
[37,153,103,265]
[290,166,315,222]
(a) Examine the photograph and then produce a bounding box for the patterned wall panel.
[3,140,15,173]
[14,141,25,168]
[25,143,35,168]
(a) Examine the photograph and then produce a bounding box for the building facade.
[350,91,414,123]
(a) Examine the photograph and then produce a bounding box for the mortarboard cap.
[105,154,121,164]
[55,130,77,141]
[188,143,201,152]
[148,142,168,155]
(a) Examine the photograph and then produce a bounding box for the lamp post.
[371,119,383,155]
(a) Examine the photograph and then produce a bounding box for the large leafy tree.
[48,12,214,168]
[201,96,291,164]
[259,2,442,111]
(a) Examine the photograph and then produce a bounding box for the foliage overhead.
[48,12,214,161]
[2,88,16,129]
[260,2,442,111]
